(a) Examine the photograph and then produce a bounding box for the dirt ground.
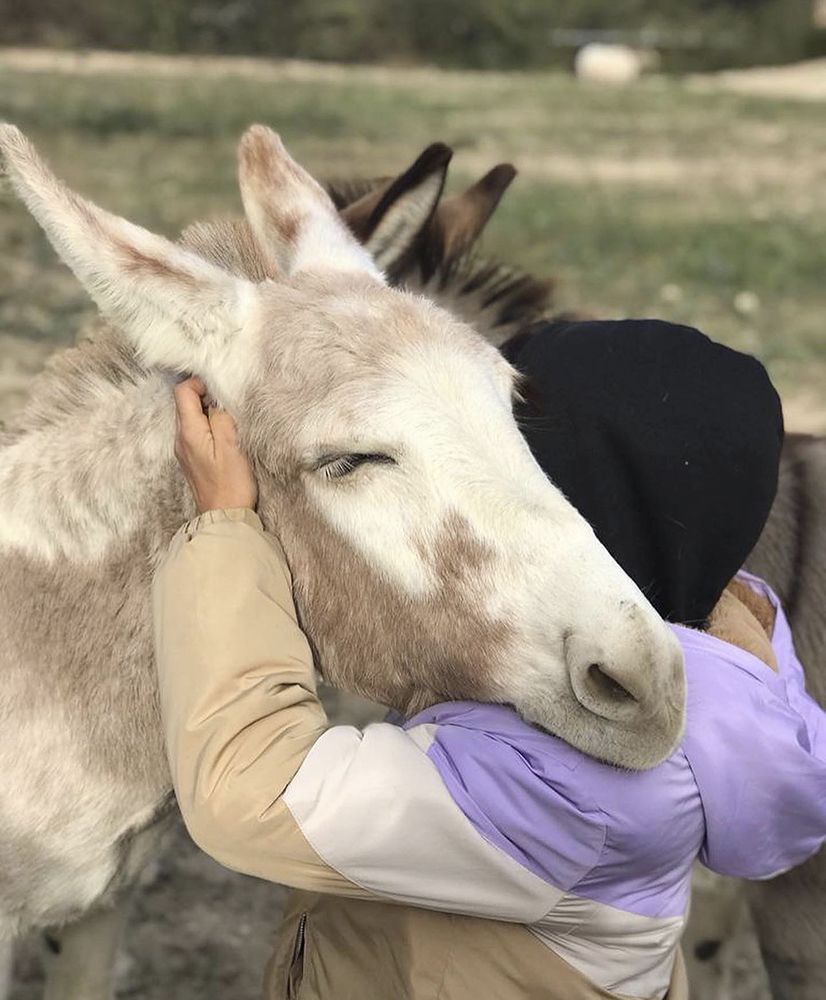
[691,57,826,102]
[11,823,289,999]
[5,46,826,103]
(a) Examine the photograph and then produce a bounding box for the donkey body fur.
[0,332,183,938]
[742,434,826,1000]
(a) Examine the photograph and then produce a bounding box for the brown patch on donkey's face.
[260,487,514,715]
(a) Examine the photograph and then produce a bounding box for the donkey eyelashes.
[316,452,397,480]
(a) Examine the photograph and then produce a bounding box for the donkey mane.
[327,175,556,346]
[178,162,559,349]
[1,324,142,435]
[2,325,143,438]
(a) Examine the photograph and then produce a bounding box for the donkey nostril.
[587,663,637,705]
[565,635,645,721]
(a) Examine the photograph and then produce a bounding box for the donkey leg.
[683,867,748,1000]
[0,939,14,1000]
[41,899,130,1000]
[40,808,175,1000]
[747,853,826,1000]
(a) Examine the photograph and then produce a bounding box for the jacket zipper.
[287,913,308,1000]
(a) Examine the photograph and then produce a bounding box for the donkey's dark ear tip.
[417,143,454,170]
[485,163,518,191]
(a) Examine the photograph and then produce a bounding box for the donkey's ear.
[238,124,382,280]
[340,143,452,271]
[0,124,256,387]
[435,163,516,259]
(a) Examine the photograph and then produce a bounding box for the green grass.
[2,57,826,405]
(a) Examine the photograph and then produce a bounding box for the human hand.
[173,377,258,514]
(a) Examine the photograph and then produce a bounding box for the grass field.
[1,49,826,424]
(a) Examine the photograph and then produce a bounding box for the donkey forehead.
[257,273,484,353]
[253,278,515,440]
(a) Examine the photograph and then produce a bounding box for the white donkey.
[0,122,684,998]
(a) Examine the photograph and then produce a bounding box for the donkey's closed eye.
[317,453,396,480]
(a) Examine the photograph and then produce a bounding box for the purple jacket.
[381,574,826,994]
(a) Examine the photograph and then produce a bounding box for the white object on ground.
[574,44,646,85]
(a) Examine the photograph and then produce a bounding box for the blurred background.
[1,1,824,997]
[3,0,826,427]
[1,0,825,69]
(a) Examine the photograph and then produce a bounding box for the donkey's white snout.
[565,634,645,723]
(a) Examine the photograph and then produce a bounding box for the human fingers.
[174,378,210,441]
[207,405,239,448]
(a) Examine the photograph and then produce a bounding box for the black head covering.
[508,319,784,626]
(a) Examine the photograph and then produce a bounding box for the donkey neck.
[0,342,189,565]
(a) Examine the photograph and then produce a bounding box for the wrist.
[197,499,256,514]
[194,486,257,513]
[180,506,264,541]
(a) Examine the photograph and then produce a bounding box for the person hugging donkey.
[154,317,826,1000]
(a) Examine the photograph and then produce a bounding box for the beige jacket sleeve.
[153,508,359,891]
[152,508,562,922]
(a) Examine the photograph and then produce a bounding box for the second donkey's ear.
[339,143,452,271]
[0,123,257,396]
[238,125,382,280]
[434,163,517,260]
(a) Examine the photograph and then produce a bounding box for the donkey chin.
[507,619,686,771]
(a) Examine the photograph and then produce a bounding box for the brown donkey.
[0,125,684,999]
